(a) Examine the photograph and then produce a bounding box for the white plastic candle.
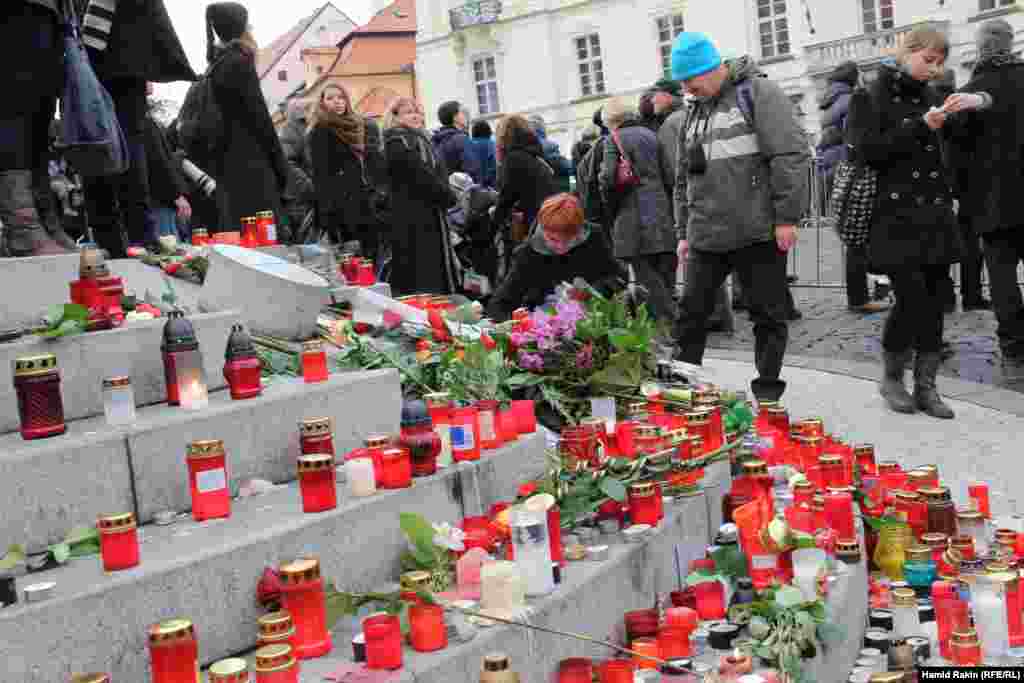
[102,376,136,426]
[345,457,376,497]
[973,574,1009,661]
[509,506,554,597]
[481,561,525,612]
[791,548,826,602]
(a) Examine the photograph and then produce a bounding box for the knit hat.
[650,78,682,97]
[977,18,1014,59]
[829,61,859,86]
[670,32,722,82]
[206,2,248,62]
[438,101,461,127]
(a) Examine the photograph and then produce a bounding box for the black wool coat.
[946,60,1024,234]
[493,127,561,228]
[384,126,457,296]
[0,2,64,116]
[846,64,961,273]
[83,0,195,84]
[143,115,188,206]
[208,44,288,232]
[309,120,385,237]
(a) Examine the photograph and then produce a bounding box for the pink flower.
[517,351,544,370]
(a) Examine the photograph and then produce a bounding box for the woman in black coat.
[382,96,457,296]
[492,114,560,233]
[309,84,384,259]
[205,3,288,234]
[846,28,961,419]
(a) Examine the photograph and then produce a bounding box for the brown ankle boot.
[1,171,71,257]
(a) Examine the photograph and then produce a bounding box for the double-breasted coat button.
[916,196,926,205]
[912,98,921,104]
[891,192,900,200]
[934,198,943,205]
[930,171,939,179]
[926,144,935,151]
[893,96,902,103]
[912,171,921,179]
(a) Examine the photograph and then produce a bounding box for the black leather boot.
[913,351,955,419]
[879,350,916,414]
[0,170,71,257]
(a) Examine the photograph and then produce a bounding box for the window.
[576,33,605,97]
[473,56,500,116]
[757,0,790,59]
[277,70,288,82]
[980,0,1015,11]
[656,14,685,79]
[862,0,894,34]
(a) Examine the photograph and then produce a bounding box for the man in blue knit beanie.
[668,32,809,403]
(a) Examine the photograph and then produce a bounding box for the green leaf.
[64,525,99,546]
[505,373,545,388]
[61,304,90,323]
[775,585,806,609]
[39,319,85,339]
[43,304,65,328]
[68,540,101,558]
[50,542,71,564]
[0,544,26,571]
[399,513,439,563]
[598,476,627,502]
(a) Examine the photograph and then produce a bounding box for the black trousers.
[674,241,789,401]
[845,243,872,307]
[883,265,948,353]
[937,213,984,306]
[982,227,1024,347]
[629,251,677,323]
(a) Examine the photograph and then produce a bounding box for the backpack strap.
[736,79,755,128]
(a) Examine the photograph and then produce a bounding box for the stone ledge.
[0,430,548,682]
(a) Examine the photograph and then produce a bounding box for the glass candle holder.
[409,603,447,652]
[241,216,259,247]
[629,482,660,527]
[694,580,727,620]
[511,399,536,434]
[191,228,209,246]
[854,444,877,476]
[299,418,334,456]
[902,546,936,598]
[379,447,412,489]
[102,376,136,427]
[450,405,481,462]
[497,404,518,445]
[363,613,402,670]
[558,658,593,683]
[356,258,376,286]
[658,626,692,659]
[223,323,263,401]
[161,312,206,408]
[631,637,660,670]
[510,506,554,597]
[297,454,337,513]
[974,573,1010,660]
[920,487,957,538]
[599,660,636,683]
[362,434,389,486]
[624,608,660,641]
[424,392,453,467]
[968,482,991,519]
[97,512,140,572]
[148,618,198,683]
[1004,571,1024,648]
[891,587,921,638]
[792,548,827,602]
[400,422,442,477]
[254,644,298,683]
[818,454,845,490]
[824,491,856,539]
[209,658,249,683]
[874,524,909,580]
[257,611,296,650]
[475,399,501,450]
[957,510,988,556]
[951,629,982,666]
[301,341,329,384]
[186,439,231,522]
[13,353,66,440]
[279,558,332,659]
[931,581,960,661]
[256,210,278,246]
[345,457,376,497]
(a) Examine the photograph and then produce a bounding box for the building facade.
[415,0,1023,150]
[256,3,358,115]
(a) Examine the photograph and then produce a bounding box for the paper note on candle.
[590,397,616,433]
[352,307,383,327]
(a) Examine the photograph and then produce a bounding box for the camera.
[181,159,216,197]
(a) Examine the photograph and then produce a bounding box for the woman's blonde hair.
[308,84,353,131]
[896,27,950,60]
[236,30,259,57]
[602,97,635,130]
[382,96,421,130]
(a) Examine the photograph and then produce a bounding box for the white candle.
[509,507,554,597]
[481,561,525,611]
[973,575,1009,660]
[345,457,376,497]
[102,376,136,426]
[179,379,208,411]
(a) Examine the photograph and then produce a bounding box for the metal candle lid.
[921,532,948,549]
[956,509,984,522]
[629,481,657,497]
[14,353,58,377]
[161,311,198,352]
[742,459,768,476]
[869,674,905,683]
[951,629,979,646]
[892,587,917,606]
[208,658,249,682]
[297,453,335,472]
[424,392,451,408]
[299,417,333,438]
[301,339,324,354]
[818,454,842,466]
[633,425,661,438]
[149,618,195,645]
[483,653,511,671]
[877,461,901,474]
[102,376,131,389]
[187,439,225,460]
[258,610,295,638]
[853,444,875,457]
[279,557,321,584]
[904,546,932,563]
[626,401,648,415]
[71,675,111,683]
[401,570,432,591]
[224,324,257,361]
[97,512,136,534]
[254,644,295,673]
[835,538,861,560]
[364,434,391,449]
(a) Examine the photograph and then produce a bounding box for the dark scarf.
[973,51,1024,76]
[315,105,366,157]
[385,125,436,168]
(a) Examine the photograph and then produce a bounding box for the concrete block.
[126,369,402,523]
[0,465,468,683]
[329,282,392,303]
[454,431,548,516]
[702,458,732,543]
[0,414,133,554]
[0,311,239,435]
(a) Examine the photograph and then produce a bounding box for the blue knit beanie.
[671,32,722,81]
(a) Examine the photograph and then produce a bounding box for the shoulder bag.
[610,129,640,192]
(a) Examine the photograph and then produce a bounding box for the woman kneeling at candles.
[487,193,626,321]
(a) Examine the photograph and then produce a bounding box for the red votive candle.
[363,434,389,486]
[409,603,447,652]
[297,454,337,513]
[400,407,441,477]
[968,482,991,519]
[854,444,877,476]
[599,659,636,683]
[665,607,698,631]
[475,399,501,450]
[558,658,594,683]
[824,491,855,539]
[279,558,332,659]
[13,353,66,440]
[254,644,298,683]
[363,613,402,670]
[498,404,518,443]
[97,512,140,571]
[628,482,660,526]
[299,418,334,456]
[301,340,329,384]
[694,580,727,620]
[379,446,412,489]
[451,405,481,462]
[257,611,297,650]
[658,626,692,659]
[148,618,198,683]
[631,637,660,670]
[256,210,278,247]
[223,323,262,400]
[511,399,536,434]
[186,439,231,522]
[208,658,249,683]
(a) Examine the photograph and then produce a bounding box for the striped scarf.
[82,0,117,52]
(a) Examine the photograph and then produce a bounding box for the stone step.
[0,369,401,553]
[1,431,548,682]
[0,310,239,436]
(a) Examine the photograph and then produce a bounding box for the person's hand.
[174,196,192,222]
[924,108,947,131]
[677,239,689,261]
[942,93,984,114]
[775,224,797,253]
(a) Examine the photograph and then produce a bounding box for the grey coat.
[657,104,689,221]
[599,119,675,259]
[673,57,809,253]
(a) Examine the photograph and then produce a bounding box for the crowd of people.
[5,0,1024,423]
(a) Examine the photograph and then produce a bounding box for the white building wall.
[260,6,357,113]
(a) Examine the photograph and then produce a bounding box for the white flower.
[432,522,466,551]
